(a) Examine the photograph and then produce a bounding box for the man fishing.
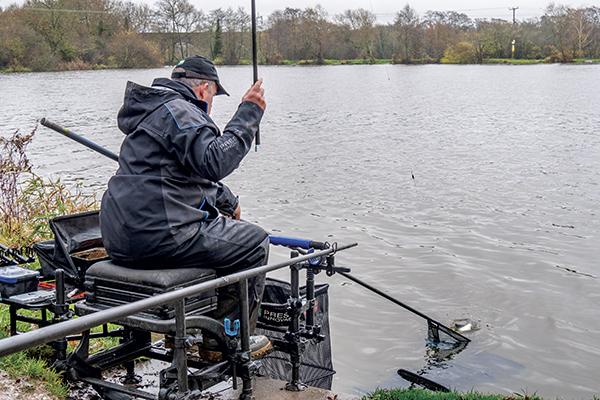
[100,55,271,358]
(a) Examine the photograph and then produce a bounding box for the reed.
[0,127,96,248]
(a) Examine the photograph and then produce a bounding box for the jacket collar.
[151,78,208,113]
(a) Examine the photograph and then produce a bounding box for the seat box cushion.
[86,260,216,290]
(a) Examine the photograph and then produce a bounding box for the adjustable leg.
[174,299,188,394]
[9,305,17,336]
[53,269,68,361]
[121,329,141,384]
[285,259,307,392]
[238,279,253,400]
[306,268,315,329]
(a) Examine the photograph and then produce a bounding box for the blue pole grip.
[268,235,327,250]
[269,235,313,249]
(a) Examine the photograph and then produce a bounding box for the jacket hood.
[117,78,207,135]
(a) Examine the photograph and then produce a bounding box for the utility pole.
[509,6,519,24]
[509,7,519,59]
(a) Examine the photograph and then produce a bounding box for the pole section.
[338,271,470,343]
[250,0,260,151]
[40,118,119,162]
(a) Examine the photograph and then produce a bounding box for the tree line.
[1,0,599,72]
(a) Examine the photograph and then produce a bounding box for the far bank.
[2,58,600,74]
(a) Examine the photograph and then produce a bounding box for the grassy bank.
[277,58,600,65]
[484,58,546,65]
[363,388,547,400]
[364,390,600,400]
[3,58,600,73]
[485,58,600,64]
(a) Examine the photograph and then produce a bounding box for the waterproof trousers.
[167,216,269,333]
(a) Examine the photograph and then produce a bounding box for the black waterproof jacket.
[100,78,263,263]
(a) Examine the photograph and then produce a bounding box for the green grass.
[572,58,600,64]
[279,58,392,65]
[0,350,68,398]
[0,66,33,73]
[485,58,600,65]
[0,305,68,398]
[363,388,542,400]
[0,301,121,398]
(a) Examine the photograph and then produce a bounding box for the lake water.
[1,64,599,399]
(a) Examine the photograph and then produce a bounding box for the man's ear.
[196,82,211,100]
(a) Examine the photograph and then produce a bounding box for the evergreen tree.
[212,18,223,59]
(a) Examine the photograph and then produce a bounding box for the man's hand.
[232,204,241,220]
[242,79,266,111]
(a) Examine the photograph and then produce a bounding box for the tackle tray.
[33,211,109,285]
[0,265,39,298]
[84,260,218,319]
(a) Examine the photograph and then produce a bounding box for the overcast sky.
[1,0,594,22]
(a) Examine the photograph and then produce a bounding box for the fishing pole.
[0,246,15,265]
[250,0,260,151]
[0,243,33,265]
[338,270,470,343]
[290,241,470,344]
[40,118,119,161]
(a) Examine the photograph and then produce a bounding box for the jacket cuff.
[239,101,264,121]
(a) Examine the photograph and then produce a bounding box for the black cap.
[171,55,229,96]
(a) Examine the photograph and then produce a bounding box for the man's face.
[196,81,218,114]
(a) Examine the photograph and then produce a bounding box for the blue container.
[0,265,39,298]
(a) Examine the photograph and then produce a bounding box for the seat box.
[84,261,218,319]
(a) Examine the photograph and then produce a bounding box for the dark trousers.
[170,217,269,333]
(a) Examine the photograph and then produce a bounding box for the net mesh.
[256,278,335,389]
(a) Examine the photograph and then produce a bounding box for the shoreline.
[2,58,599,74]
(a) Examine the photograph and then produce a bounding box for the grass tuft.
[363,388,544,400]
[0,351,68,398]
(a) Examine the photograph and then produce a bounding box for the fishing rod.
[0,243,33,265]
[0,246,15,265]
[40,118,119,161]
[338,270,469,343]
[288,241,470,344]
[250,0,260,151]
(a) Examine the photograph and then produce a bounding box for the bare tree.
[542,4,576,61]
[394,4,421,63]
[156,0,201,62]
[336,8,376,60]
[586,7,600,58]
[570,8,594,58]
[301,6,330,63]
[219,7,250,64]
[22,0,72,59]
[118,1,155,33]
